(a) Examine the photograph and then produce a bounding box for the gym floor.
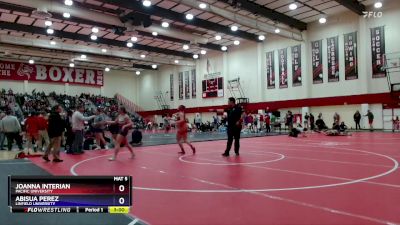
[2,131,399,225]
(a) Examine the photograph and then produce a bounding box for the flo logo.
[363,11,383,18]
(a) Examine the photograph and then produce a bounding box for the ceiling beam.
[0,34,196,66]
[102,0,260,42]
[217,0,307,31]
[0,1,220,52]
[0,21,193,58]
[333,0,366,15]
[132,63,155,70]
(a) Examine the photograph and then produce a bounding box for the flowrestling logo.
[363,11,383,18]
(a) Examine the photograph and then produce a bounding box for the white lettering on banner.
[49,67,62,81]
[85,70,95,84]
[62,68,74,83]
[36,65,47,80]
[96,72,103,85]
[0,70,11,76]
[0,63,15,70]
[75,69,84,83]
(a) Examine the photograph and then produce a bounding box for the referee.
[222,97,243,157]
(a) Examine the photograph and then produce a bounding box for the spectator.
[309,113,315,130]
[304,112,309,129]
[393,116,400,132]
[37,111,50,152]
[265,113,271,133]
[1,110,23,151]
[354,110,361,130]
[92,107,108,149]
[44,105,65,162]
[365,110,374,131]
[333,112,340,125]
[25,111,40,152]
[339,122,348,133]
[0,112,6,150]
[315,116,327,131]
[195,113,202,131]
[286,111,294,131]
[64,110,74,153]
[71,105,95,154]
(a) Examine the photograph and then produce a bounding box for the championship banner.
[291,45,302,87]
[311,40,323,84]
[370,26,386,78]
[266,51,275,89]
[327,36,339,82]
[169,74,174,101]
[178,72,183,100]
[191,69,196,98]
[184,71,190,99]
[0,60,103,87]
[278,48,288,88]
[344,32,358,80]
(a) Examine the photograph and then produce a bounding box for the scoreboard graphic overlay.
[8,176,132,213]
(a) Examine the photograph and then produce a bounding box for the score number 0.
[118,184,126,205]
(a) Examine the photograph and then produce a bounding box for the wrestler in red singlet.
[175,105,195,154]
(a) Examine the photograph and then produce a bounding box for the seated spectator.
[315,117,328,131]
[339,122,348,133]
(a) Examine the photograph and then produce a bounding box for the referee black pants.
[225,127,241,154]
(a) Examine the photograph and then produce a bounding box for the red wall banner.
[0,60,104,87]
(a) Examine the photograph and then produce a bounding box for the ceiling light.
[105,67,110,72]
[200,50,207,55]
[140,54,146,58]
[215,35,222,40]
[28,59,34,64]
[221,46,227,51]
[143,0,151,7]
[275,28,280,33]
[199,3,207,9]
[63,12,70,18]
[136,71,141,75]
[193,54,199,59]
[174,60,179,64]
[161,22,169,28]
[64,0,73,6]
[127,42,133,47]
[319,17,327,24]
[152,64,157,69]
[50,41,56,45]
[46,28,54,34]
[152,31,158,36]
[91,27,99,33]
[289,3,297,10]
[258,35,265,41]
[45,20,52,26]
[69,63,74,67]
[90,35,97,40]
[231,25,238,31]
[101,48,107,53]
[183,44,189,50]
[233,40,240,45]
[186,14,194,20]
[131,36,138,42]
[80,54,86,59]
[374,1,382,8]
